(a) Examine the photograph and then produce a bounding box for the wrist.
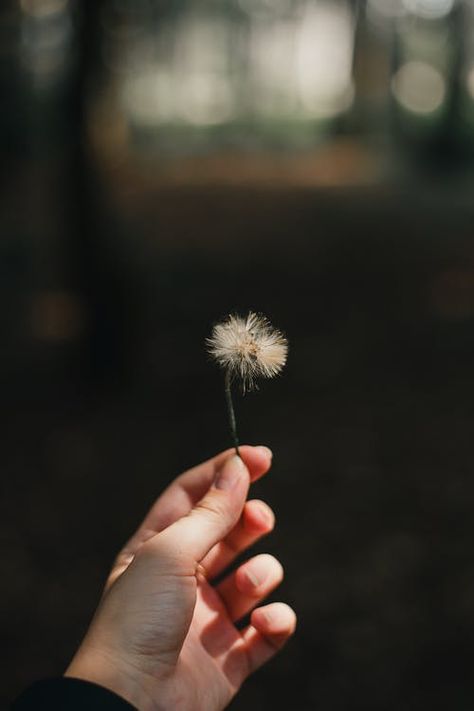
[65,646,160,711]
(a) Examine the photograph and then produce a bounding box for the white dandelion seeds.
[207,312,288,455]
[207,312,288,392]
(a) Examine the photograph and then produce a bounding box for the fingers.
[241,603,297,675]
[207,446,272,484]
[201,499,275,580]
[145,455,251,570]
[123,445,272,556]
[217,554,284,622]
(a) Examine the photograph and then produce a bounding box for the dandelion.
[207,312,288,456]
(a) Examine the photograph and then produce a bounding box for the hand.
[65,446,296,711]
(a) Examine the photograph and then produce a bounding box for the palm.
[175,579,248,710]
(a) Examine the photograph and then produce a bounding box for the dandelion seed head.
[207,312,288,392]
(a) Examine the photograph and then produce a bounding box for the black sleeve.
[11,678,137,710]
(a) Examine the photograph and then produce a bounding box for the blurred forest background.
[2,0,474,709]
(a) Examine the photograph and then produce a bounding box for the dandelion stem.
[224,369,240,457]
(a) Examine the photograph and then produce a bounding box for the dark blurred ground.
[3,1,474,710]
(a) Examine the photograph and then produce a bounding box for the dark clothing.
[12,678,136,710]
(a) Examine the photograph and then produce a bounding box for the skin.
[65,445,297,711]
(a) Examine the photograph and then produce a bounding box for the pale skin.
[65,446,296,711]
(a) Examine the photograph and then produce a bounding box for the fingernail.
[255,502,274,528]
[261,608,274,624]
[245,564,267,588]
[256,445,273,459]
[215,455,245,491]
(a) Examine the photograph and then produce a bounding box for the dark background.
[3,1,474,709]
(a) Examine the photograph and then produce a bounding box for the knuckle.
[137,532,170,560]
[137,533,190,572]
[194,496,229,523]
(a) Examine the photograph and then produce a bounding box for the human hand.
[65,446,296,711]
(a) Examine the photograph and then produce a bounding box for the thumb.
[149,455,250,568]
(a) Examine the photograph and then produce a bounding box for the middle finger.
[201,499,275,580]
